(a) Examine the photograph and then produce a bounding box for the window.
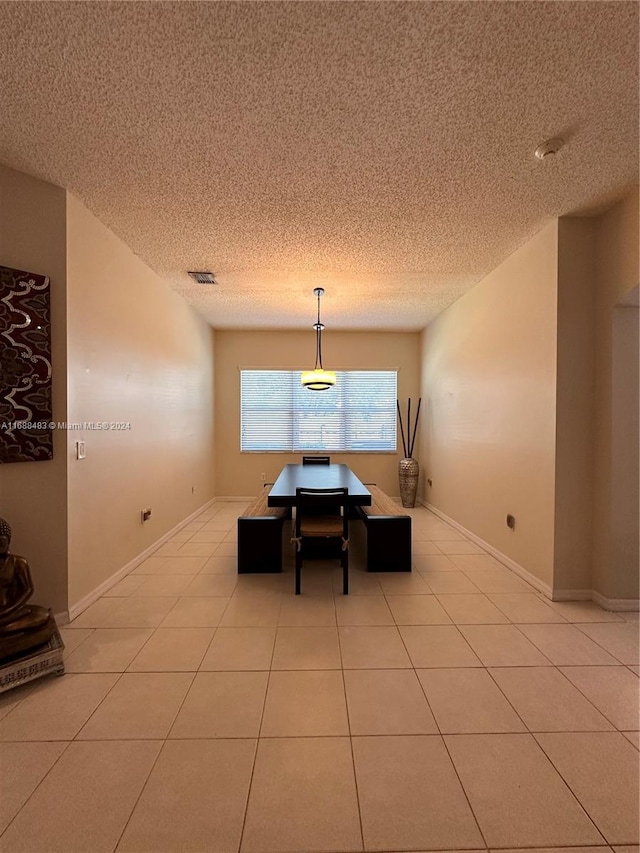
[240,370,397,452]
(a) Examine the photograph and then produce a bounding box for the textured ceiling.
[0,1,637,330]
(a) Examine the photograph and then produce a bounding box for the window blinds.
[240,370,397,452]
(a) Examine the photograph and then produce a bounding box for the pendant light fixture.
[301,287,336,391]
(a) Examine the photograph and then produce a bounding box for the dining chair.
[301,456,335,517]
[292,486,349,595]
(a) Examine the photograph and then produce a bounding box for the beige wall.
[592,190,639,600]
[610,301,639,600]
[0,165,68,613]
[420,193,639,604]
[65,194,216,608]
[553,218,597,593]
[214,330,420,497]
[419,222,559,590]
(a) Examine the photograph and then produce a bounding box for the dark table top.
[267,463,372,507]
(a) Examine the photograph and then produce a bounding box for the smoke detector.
[188,271,217,285]
[534,137,564,160]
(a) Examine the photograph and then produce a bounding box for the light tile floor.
[1,501,639,853]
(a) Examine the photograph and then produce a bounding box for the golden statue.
[0,518,55,662]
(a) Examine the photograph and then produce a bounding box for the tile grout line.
[111,737,168,851]
[238,583,296,853]
[404,615,492,852]
[553,664,638,734]
[571,621,637,666]
[0,738,73,843]
[531,733,611,846]
[338,623,367,853]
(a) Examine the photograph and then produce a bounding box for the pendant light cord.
[301,286,335,390]
[314,288,324,370]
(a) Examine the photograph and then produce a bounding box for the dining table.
[267,463,372,508]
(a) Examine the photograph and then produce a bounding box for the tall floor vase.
[398,457,419,508]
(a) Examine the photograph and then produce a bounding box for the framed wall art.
[0,264,53,463]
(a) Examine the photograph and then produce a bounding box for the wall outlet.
[141,507,152,523]
[260,472,266,482]
[192,486,196,494]
[427,478,433,487]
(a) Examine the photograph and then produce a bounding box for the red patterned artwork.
[0,265,53,463]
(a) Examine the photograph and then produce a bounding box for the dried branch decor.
[396,397,421,459]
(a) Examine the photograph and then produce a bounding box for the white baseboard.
[592,591,640,612]
[553,589,640,611]
[421,500,639,612]
[214,496,258,502]
[550,588,593,602]
[421,500,553,599]
[67,497,217,622]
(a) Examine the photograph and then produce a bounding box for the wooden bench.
[237,488,288,573]
[355,484,412,572]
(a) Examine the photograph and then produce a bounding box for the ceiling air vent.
[188,271,217,285]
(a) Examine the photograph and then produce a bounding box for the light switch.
[76,440,86,460]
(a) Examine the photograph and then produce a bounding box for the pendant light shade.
[302,288,336,391]
[301,368,336,391]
